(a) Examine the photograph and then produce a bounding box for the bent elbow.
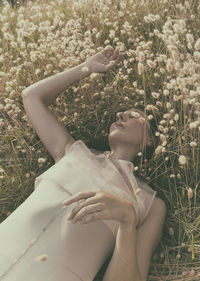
[21,88,30,99]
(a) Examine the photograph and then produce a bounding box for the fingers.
[102,47,122,62]
[107,48,115,58]
[63,191,96,206]
[67,196,101,220]
[110,49,119,60]
[102,46,114,58]
[106,55,123,71]
[69,203,103,223]
[77,211,106,224]
[116,52,123,64]
[105,49,123,71]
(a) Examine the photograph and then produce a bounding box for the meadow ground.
[0,0,200,280]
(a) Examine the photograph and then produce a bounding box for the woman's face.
[108,108,153,151]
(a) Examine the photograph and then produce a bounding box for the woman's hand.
[63,189,136,226]
[84,46,123,73]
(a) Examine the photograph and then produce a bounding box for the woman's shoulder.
[153,196,167,211]
[57,139,91,163]
[64,139,85,153]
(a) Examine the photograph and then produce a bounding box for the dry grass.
[0,0,200,280]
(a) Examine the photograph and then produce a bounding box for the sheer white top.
[35,139,157,231]
[0,140,156,281]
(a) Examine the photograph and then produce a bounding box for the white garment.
[0,140,156,281]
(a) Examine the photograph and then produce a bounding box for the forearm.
[102,221,141,281]
[22,62,91,106]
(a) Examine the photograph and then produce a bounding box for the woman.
[0,46,166,281]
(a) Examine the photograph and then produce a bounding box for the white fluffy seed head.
[135,188,141,195]
[155,145,163,154]
[178,155,187,165]
[81,66,89,73]
[187,187,193,199]
[90,73,99,79]
[138,62,144,75]
[147,60,156,68]
[194,38,200,50]
[159,134,166,142]
[151,92,160,99]
[190,141,197,147]
[173,23,182,33]
[36,254,48,262]
[38,158,46,164]
[138,51,145,62]
[130,111,140,118]
[163,89,169,96]
[147,114,153,120]
[194,51,200,61]
[174,114,179,121]
[171,51,179,61]
[169,227,174,236]
[139,117,145,123]
[189,121,200,129]
[186,33,194,44]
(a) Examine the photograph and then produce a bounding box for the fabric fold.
[35,140,157,228]
[0,139,157,281]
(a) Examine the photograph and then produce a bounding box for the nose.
[116,112,127,122]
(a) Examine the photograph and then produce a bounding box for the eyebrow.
[125,109,145,117]
[126,109,152,131]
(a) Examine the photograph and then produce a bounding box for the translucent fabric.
[0,140,156,281]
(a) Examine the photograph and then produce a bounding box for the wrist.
[119,219,136,234]
[76,62,92,81]
[81,61,92,76]
[120,204,137,229]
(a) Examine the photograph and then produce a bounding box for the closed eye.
[128,113,141,119]
[128,111,144,119]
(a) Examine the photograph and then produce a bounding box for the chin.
[108,132,131,147]
[109,130,143,149]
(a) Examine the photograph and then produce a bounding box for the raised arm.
[21,46,123,163]
[21,62,91,163]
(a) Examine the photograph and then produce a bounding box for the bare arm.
[102,219,141,281]
[22,62,91,106]
[62,190,165,281]
[21,62,91,162]
[22,46,121,106]
[102,197,167,281]
[21,47,122,163]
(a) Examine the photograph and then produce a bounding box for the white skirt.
[0,179,115,281]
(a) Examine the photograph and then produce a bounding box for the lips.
[113,122,124,128]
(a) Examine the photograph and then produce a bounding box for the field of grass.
[0,0,200,280]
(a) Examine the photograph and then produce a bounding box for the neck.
[108,144,140,162]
